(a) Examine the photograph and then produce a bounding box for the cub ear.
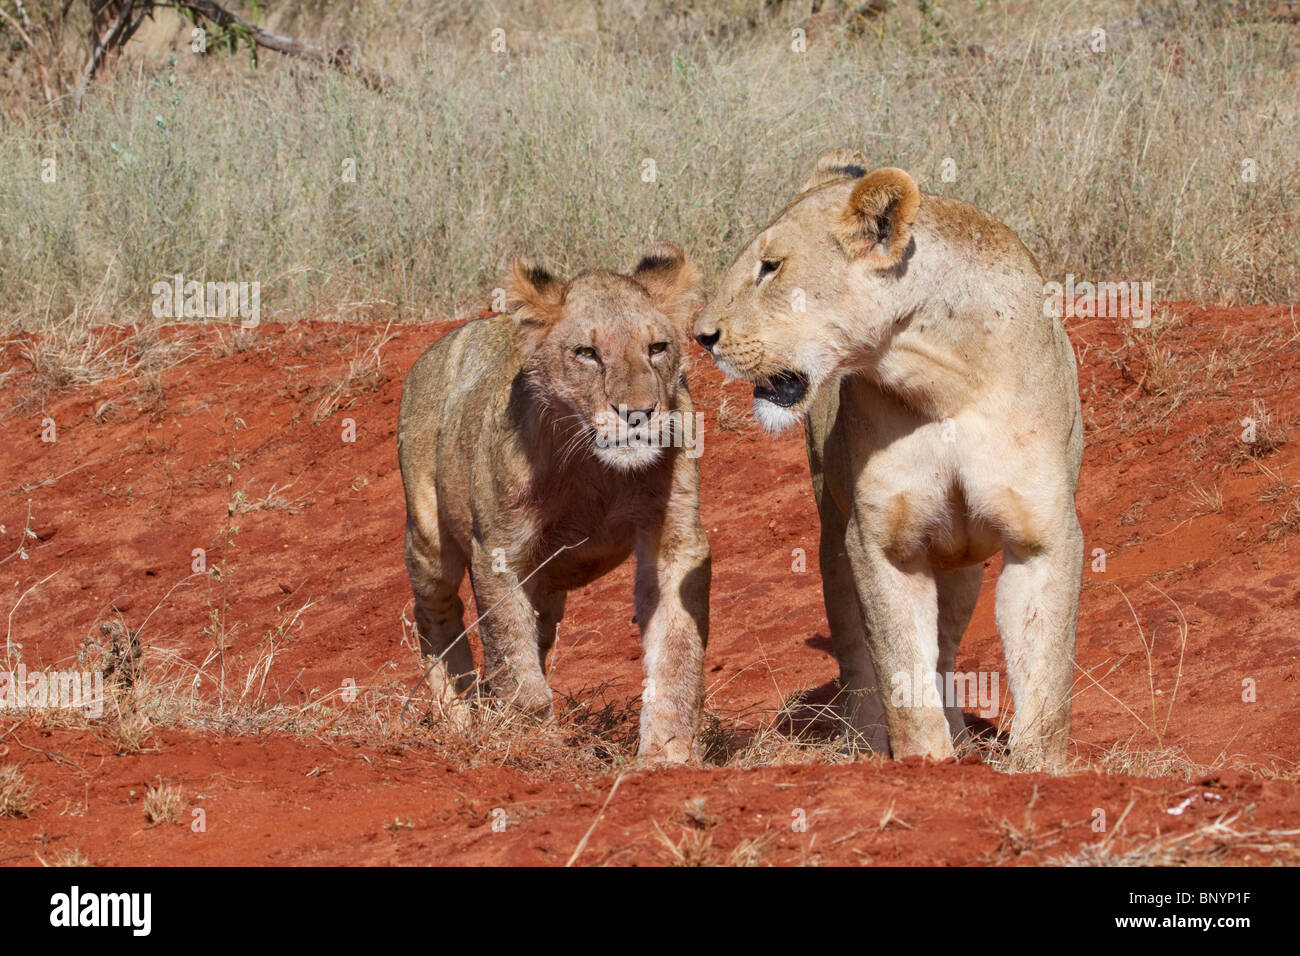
[631,241,704,330]
[799,147,871,194]
[835,167,920,269]
[507,257,565,327]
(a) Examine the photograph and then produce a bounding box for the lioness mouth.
[754,370,809,408]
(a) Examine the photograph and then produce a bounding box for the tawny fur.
[398,242,711,763]
[695,150,1083,768]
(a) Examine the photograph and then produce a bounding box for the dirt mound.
[1,303,1297,865]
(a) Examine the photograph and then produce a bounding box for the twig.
[566,771,626,867]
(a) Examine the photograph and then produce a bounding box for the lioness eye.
[574,346,599,361]
[756,257,782,284]
[649,342,668,356]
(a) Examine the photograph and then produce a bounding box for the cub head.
[693,149,920,432]
[509,241,702,472]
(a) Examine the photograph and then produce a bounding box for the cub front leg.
[844,513,953,759]
[469,542,553,718]
[633,505,710,763]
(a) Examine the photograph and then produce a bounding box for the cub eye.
[756,257,782,285]
[573,346,599,362]
[648,341,669,356]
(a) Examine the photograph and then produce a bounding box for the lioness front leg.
[633,516,710,763]
[469,543,553,718]
[844,515,952,759]
[995,515,1083,769]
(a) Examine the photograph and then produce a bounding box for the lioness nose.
[694,328,720,350]
[614,404,656,423]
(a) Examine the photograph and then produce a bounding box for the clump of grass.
[1257,462,1300,542]
[311,326,394,424]
[1188,482,1224,515]
[16,319,195,398]
[713,689,870,770]
[1236,399,1291,461]
[1082,741,1206,781]
[142,782,184,825]
[49,849,91,867]
[653,820,715,867]
[0,764,36,818]
[1052,813,1300,866]
[228,481,313,517]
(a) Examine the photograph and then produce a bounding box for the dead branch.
[0,4,55,107]
[178,0,387,91]
[73,0,388,108]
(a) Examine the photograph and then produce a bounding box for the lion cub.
[397,242,710,762]
[694,150,1083,768]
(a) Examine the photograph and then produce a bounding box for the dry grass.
[1051,813,1300,865]
[0,763,36,817]
[1072,584,1188,751]
[1257,461,1300,542]
[652,801,772,867]
[1188,481,1224,515]
[228,480,314,516]
[1,1,1296,338]
[11,320,197,405]
[1240,399,1292,460]
[0,550,1267,804]
[1082,741,1207,780]
[46,848,92,866]
[311,326,394,424]
[142,782,184,825]
[1118,312,1189,401]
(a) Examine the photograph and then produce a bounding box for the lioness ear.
[507,256,564,327]
[632,241,703,330]
[799,147,871,194]
[836,167,920,269]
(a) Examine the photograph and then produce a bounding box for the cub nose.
[694,329,720,350]
[614,404,656,423]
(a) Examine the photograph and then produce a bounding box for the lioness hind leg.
[404,516,476,723]
[994,515,1083,770]
[820,530,888,753]
[935,565,983,747]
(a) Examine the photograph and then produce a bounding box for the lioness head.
[693,149,920,432]
[509,241,702,472]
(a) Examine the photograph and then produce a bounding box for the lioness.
[694,150,1083,767]
[398,242,710,762]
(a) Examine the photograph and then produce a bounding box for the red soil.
[1,303,1298,866]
